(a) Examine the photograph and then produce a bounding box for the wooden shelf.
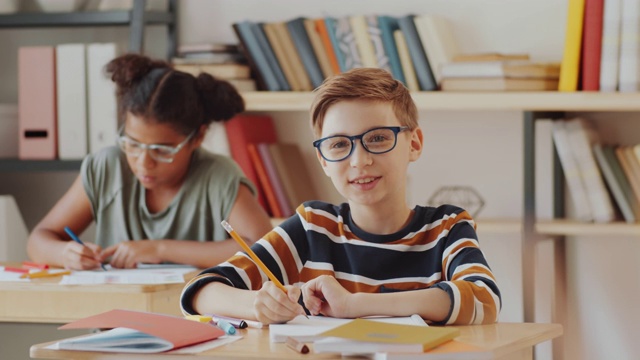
[242,91,640,112]
[478,218,640,237]
[0,159,82,172]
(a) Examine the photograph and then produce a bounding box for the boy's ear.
[409,127,423,162]
[315,148,331,176]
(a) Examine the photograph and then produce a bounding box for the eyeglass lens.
[319,127,400,161]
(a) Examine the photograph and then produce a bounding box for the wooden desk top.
[30,322,562,360]
[0,262,198,323]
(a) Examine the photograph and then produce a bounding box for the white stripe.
[273,226,304,273]
[304,261,335,272]
[452,263,492,278]
[222,254,266,289]
[473,297,484,324]
[443,238,480,276]
[474,280,502,321]
[446,281,462,325]
[255,238,289,285]
[334,270,442,287]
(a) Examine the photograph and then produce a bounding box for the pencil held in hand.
[221,220,287,293]
[64,226,107,271]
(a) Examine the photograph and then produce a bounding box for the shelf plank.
[536,219,640,237]
[0,11,174,28]
[242,91,640,112]
[0,159,82,172]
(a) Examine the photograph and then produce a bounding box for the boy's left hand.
[301,275,352,317]
[100,240,161,268]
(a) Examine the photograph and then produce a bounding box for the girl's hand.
[61,241,103,270]
[301,275,352,318]
[253,282,306,324]
[100,240,161,269]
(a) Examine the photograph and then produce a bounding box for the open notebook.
[269,314,428,343]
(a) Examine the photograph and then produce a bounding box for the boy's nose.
[349,141,372,167]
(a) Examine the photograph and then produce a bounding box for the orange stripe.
[315,19,341,74]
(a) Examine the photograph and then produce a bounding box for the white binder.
[0,195,28,262]
[56,43,88,159]
[87,43,118,154]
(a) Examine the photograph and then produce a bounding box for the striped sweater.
[181,201,501,325]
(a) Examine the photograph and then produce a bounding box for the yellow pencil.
[221,220,288,293]
[21,270,71,279]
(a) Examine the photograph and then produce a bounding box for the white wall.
[1,1,639,359]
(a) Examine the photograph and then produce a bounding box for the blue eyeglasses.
[313,126,409,162]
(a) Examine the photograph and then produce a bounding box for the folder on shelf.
[56,43,88,160]
[87,43,118,154]
[18,46,57,160]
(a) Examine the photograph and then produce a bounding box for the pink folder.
[59,309,224,350]
[18,46,57,160]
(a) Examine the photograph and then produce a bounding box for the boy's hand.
[100,240,161,269]
[301,275,352,317]
[62,241,103,270]
[253,282,306,324]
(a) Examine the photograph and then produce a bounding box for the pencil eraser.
[184,315,212,323]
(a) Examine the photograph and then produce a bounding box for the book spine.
[559,0,586,91]
[397,15,437,91]
[335,16,363,71]
[599,0,622,92]
[581,0,605,90]
[251,22,291,91]
[87,43,118,154]
[594,144,635,222]
[286,17,325,89]
[56,43,88,160]
[617,0,640,92]
[378,16,406,85]
[233,21,281,91]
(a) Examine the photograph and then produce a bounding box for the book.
[268,143,319,211]
[232,21,280,91]
[314,319,459,354]
[558,0,586,91]
[617,0,640,92]
[440,77,559,91]
[378,16,406,84]
[56,43,88,160]
[367,15,391,72]
[452,53,530,62]
[398,15,437,91]
[177,43,239,55]
[273,21,312,91]
[263,22,301,91]
[581,0,605,90]
[413,15,459,84]
[247,143,283,218]
[87,43,118,154]
[598,145,639,222]
[257,143,293,217]
[614,146,640,209]
[564,118,614,223]
[56,309,223,353]
[173,63,251,79]
[251,21,291,91]
[325,17,348,72]
[304,18,335,79]
[224,114,278,213]
[286,17,325,89]
[394,30,420,91]
[599,0,622,92]
[440,61,561,79]
[551,120,594,222]
[336,16,363,71]
[350,15,378,68]
[315,18,342,75]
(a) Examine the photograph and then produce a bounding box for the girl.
[27,53,272,270]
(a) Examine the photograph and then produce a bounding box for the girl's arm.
[27,175,100,269]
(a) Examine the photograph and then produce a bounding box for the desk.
[0,262,198,323]
[30,322,562,360]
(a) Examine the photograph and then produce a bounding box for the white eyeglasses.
[116,128,196,163]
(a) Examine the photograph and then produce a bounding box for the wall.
[0,0,638,359]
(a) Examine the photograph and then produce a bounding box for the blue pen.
[64,226,107,271]
[216,319,236,335]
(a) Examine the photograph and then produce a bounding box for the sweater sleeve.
[180,212,307,316]
[431,210,502,325]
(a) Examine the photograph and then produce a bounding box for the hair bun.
[196,73,245,122]
[106,53,169,92]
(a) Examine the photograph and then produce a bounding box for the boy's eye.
[364,131,391,144]
[328,138,350,149]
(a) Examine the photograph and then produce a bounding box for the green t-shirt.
[81,146,255,248]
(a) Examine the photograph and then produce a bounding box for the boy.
[180,68,501,325]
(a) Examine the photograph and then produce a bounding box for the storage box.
[0,104,18,159]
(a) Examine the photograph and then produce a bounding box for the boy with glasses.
[181,68,501,325]
[27,54,272,270]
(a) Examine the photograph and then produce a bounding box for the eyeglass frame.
[312,126,410,162]
[116,126,197,163]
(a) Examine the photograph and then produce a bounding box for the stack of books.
[172,43,256,91]
[439,53,561,91]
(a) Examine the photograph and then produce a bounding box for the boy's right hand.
[61,241,103,270]
[253,282,306,324]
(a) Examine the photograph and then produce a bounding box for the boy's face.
[316,100,423,208]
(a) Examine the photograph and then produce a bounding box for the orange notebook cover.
[58,309,224,350]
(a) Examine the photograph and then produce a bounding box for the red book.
[247,143,282,218]
[224,114,278,213]
[581,0,604,90]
